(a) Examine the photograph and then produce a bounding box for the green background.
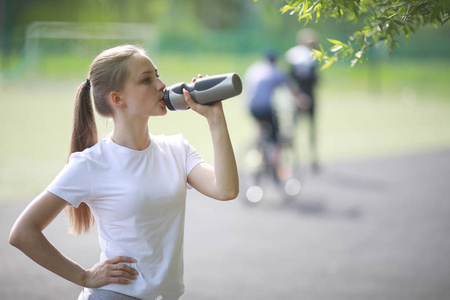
[1,0,449,201]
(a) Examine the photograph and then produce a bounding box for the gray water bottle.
[163,73,242,111]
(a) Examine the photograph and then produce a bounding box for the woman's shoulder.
[68,140,107,162]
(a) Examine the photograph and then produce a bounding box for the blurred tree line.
[1,0,294,53]
[1,0,449,59]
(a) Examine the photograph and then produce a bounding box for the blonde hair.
[66,45,147,235]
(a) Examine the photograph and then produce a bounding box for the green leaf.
[327,38,346,46]
[320,57,337,70]
[312,49,323,61]
[280,5,293,14]
[319,43,325,53]
[389,39,397,55]
[306,4,315,14]
[330,44,344,52]
[392,23,401,35]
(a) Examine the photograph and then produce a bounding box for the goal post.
[24,22,159,76]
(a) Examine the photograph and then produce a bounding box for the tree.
[271,0,450,69]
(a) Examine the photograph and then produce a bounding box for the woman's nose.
[158,79,166,91]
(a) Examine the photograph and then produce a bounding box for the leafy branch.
[277,0,450,69]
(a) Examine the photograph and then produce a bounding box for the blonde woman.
[10,45,239,300]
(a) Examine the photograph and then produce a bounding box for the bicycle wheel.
[239,143,267,204]
[276,133,303,200]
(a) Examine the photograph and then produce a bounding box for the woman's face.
[119,53,167,118]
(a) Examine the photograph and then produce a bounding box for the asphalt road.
[2,149,450,300]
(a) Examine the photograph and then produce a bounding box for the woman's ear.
[110,91,126,108]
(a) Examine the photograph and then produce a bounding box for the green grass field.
[1,54,450,201]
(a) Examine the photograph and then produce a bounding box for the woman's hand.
[183,75,224,120]
[183,88,224,120]
[10,192,139,289]
[185,75,239,201]
[85,256,139,288]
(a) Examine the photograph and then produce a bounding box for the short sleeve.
[183,138,204,176]
[46,153,92,208]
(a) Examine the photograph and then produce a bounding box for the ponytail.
[66,80,97,235]
[70,79,98,155]
[64,45,147,235]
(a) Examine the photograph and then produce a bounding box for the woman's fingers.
[106,256,136,264]
[111,270,137,281]
[85,256,139,287]
[183,89,201,112]
[108,276,133,285]
[108,257,139,280]
[111,263,139,277]
[191,74,204,83]
[183,88,223,119]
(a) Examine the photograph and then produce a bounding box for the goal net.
[24,22,159,76]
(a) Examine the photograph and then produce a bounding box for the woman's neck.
[111,119,151,151]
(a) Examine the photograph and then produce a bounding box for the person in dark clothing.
[286,28,320,172]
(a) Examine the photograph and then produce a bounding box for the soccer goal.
[24,22,159,76]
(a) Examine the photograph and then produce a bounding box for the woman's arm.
[184,88,239,201]
[9,191,138,287]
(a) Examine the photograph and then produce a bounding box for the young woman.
[9,45,239,300]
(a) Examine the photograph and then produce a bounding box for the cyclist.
[244,49,306,185]
[286,28,320,172]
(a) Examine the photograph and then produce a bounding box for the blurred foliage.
[1,0,450,200]
[1,0,283,51]
[275,0,450,68]
[1,0,449,78]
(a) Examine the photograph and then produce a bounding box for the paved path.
[2,149,450,300]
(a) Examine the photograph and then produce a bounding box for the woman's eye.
[143,78,151,83]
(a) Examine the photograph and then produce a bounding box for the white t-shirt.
[46,134,204,300]
[285,45,314,66]
[285,45,316,79]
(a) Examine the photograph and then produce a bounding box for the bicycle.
[239,87,303,205]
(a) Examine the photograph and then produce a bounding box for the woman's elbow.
[217,187,239,201]
[9,223,31,249]
[9,227,22,248]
